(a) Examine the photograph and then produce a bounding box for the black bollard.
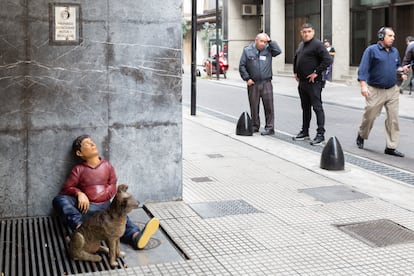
[236,111,253,136]
[320,136,345,170]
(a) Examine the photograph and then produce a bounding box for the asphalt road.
[182,74,414,173]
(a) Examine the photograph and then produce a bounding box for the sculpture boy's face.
[76,137,99,160]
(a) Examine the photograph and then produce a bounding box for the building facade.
[184,0,414,81]
[0,1,183,218]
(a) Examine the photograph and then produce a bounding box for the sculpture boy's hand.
[77,191,90,213]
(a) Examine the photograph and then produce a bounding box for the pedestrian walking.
[356,27,409,157]
[293,23,331,145]
[323,39,336,81]
[399,36,414,95]
[239,33,282,135]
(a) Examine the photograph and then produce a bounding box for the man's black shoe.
[253,128,259,133]
[356,134,364,149]
[310,134,325,146]
[293,131,309,141]
[384,148,404,157]
[261,129,275,136]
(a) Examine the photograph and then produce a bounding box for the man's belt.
[368,84,395,89]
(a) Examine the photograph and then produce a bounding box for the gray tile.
[299,185,371,203]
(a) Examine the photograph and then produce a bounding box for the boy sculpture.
[53,134,159,251]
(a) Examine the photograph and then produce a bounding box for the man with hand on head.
[239,33,282,136]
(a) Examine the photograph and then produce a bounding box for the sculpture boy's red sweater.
[60,158,117,203]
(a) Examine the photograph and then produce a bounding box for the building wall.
[0,0,183,218]
[331,0,350,80]
[225,0,353,81]
[227,0,261,71]
[270,0,286,72]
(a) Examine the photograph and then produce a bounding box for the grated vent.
[190,177,213,183]
[336,219,414,247]
[299,185,371,203]
[0,216,126,275]
[206,154,224,158]
[189,200,262,219]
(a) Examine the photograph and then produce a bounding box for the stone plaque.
[49,3,82,45]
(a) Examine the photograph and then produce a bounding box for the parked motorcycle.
[204,52,229,79]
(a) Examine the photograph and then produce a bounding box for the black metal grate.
[206,154,224,158]
[336,219,414,247]
[190,177,213,183]
[299,185,371,203]
[189,199,262,219]
[0,216,126,276]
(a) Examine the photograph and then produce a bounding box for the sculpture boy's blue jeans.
[53,195,140,244]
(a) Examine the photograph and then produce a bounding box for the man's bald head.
[255,33,270,50]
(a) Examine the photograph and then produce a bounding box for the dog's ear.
[117,184,128,193]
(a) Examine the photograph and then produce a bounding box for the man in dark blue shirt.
[356,27,408,157]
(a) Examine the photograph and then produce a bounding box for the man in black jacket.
[293,23,331,145]
[239,33,282,135]
[399,36,414,94]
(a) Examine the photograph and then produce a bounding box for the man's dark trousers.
[247,80,274,130]
[298,80,325,135]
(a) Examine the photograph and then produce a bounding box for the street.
[182,72,414,174]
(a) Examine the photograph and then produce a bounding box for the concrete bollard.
[320,136,345,170]
[236,111,253,136]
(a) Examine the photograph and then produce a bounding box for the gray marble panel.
[0,0,183,217]
[0,1,24,19]
[0,18,25,63]
[81,2,107,21]
[0,132,27,217]
[28,87,109,130]
[109,90,181,126]
[108,1,181,22]
[109,125,182,203]
[0,84,26,131]
[29,20,108,70]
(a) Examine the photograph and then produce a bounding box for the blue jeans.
[53,195,140,244]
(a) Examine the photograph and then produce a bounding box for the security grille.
[336,219,414,247]
[189,199,262,219]
[0,216,126,275]
[299,185,371,203]
[191,177,213,182]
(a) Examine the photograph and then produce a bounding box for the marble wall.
[0,1,183,217]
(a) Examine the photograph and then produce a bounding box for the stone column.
[269,0,285,72]
[331,0,350,81]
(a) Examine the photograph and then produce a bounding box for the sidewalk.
[118,106,414,275]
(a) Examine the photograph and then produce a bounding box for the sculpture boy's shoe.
[134,217,160,249]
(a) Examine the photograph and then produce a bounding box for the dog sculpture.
[68,184,139,267]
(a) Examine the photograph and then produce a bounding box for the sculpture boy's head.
[72,135,99,161]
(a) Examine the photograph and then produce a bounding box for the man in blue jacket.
[239,33,282,135]
[356,27,408,157]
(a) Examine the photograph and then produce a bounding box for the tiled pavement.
[92,106,414,275]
